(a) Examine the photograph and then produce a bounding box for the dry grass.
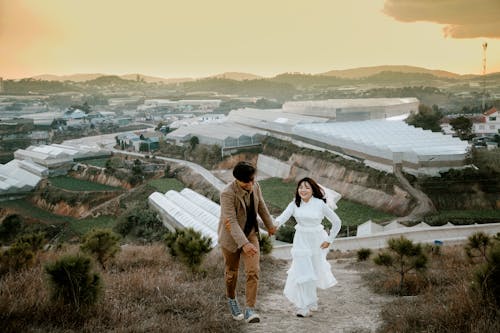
[359,245,500,333]
[0,244,284,332]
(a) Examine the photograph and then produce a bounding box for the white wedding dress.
[275,197,342,310]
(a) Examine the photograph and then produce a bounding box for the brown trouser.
[221,232,260,307]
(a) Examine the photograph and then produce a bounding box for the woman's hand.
[320,241,330,249]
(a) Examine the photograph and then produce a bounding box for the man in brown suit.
[218,161,276,323]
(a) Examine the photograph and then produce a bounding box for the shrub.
[357,248,372,261]
[473,242,500,309]
[259,234,273,255]
[16,232,46,252]
[374,236,428,295]
[45,254,101,310]
[114,206,168,242]
[0,242,34,275]
[0,231,47,275]
[0,214,23,244]
[465,232,490,263]
[276,220,296,243]
[80,228,121,269]
[164,228,212,272]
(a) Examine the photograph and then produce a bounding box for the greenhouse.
[293,120,469,175]
[148,190,220,247]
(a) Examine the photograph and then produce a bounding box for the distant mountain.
[31,73,106,82]
[30,73,193,84]
[206,72,263,81]
[319,65,462,79]
[120,74,193,84]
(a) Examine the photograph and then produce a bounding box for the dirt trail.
[244,259,393,333]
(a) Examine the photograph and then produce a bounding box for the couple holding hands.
[218,161,342,323]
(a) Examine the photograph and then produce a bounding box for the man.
[218,161,276,323]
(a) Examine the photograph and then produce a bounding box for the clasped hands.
[224,218,330,251]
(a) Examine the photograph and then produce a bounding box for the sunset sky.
[1,0,499,79]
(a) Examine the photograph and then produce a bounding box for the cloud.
[382,0,500,38]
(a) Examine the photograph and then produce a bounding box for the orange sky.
[1,0,499,79]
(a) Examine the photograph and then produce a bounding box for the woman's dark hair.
[295,177,326,207]
[233,161,256,183]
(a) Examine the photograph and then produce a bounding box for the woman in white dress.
[274,177,342,317]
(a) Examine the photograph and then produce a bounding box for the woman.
[274,177,342,317]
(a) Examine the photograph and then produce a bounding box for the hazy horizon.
[1,0,499,80]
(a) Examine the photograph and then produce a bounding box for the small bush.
[259,234,273,255]
[16,232,46,252]
[114,206,168,243]
[0,231,47,275]
[0,214,23,244]
[276,220,296,243]
[472,240,500,309]
[0,241,34,275]
[164,228,212,272]
[45,254,101,310]
[374,236,428,295]
[465,232,490,263]
[357,248,372,261]
[80,228,121,269]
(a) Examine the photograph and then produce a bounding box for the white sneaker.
[296,308,311,317]
[309,302,318,312]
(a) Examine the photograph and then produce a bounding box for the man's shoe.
[296,308,312,318]
[244,308,260,323]
[228,298,244,321]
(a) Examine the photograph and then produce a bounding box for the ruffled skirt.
[283,226,337,309]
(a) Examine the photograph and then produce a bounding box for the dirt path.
[244,259,393,333]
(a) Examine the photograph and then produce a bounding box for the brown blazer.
[218,180,274,252]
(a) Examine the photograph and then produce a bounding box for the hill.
[320,65,461,79]
[207,72,263,81]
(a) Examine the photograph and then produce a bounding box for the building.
[227,108,470,176]
[474,107,500,135]
[282,98,419,121]
[166,122,266,156]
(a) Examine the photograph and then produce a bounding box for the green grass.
[0,199,116,238]
[82,158,109,168]
[68,215,116,236]
[335,200,394,226]
[259,177,297,210]
[147,178,185,193]
[260,177,395,227]
[50,176,121,192]
[0,199,72,224]
[423,209,500,225]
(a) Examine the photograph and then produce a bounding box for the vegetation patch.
[50,176,122,192]
[81,158,109,168]
[148,178,185,193]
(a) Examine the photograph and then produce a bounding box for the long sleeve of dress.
[275,201,295,228]
[322,201,342,243]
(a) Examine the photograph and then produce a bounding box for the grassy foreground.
[0,244,284,333]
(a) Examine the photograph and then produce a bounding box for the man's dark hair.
[233,161,256,182]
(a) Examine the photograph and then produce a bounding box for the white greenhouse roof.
[283,98,419,110]
[0,160,42,194]
[148,191,219,247]
[180,188,221,218]
[167,122,266,141]
[227,108,328,125]
[294,120,469,161]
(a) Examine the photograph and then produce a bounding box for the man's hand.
[320,241,331,249]
[267,226,277,236]
[242,242,258,256]
[224,218,231,231]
